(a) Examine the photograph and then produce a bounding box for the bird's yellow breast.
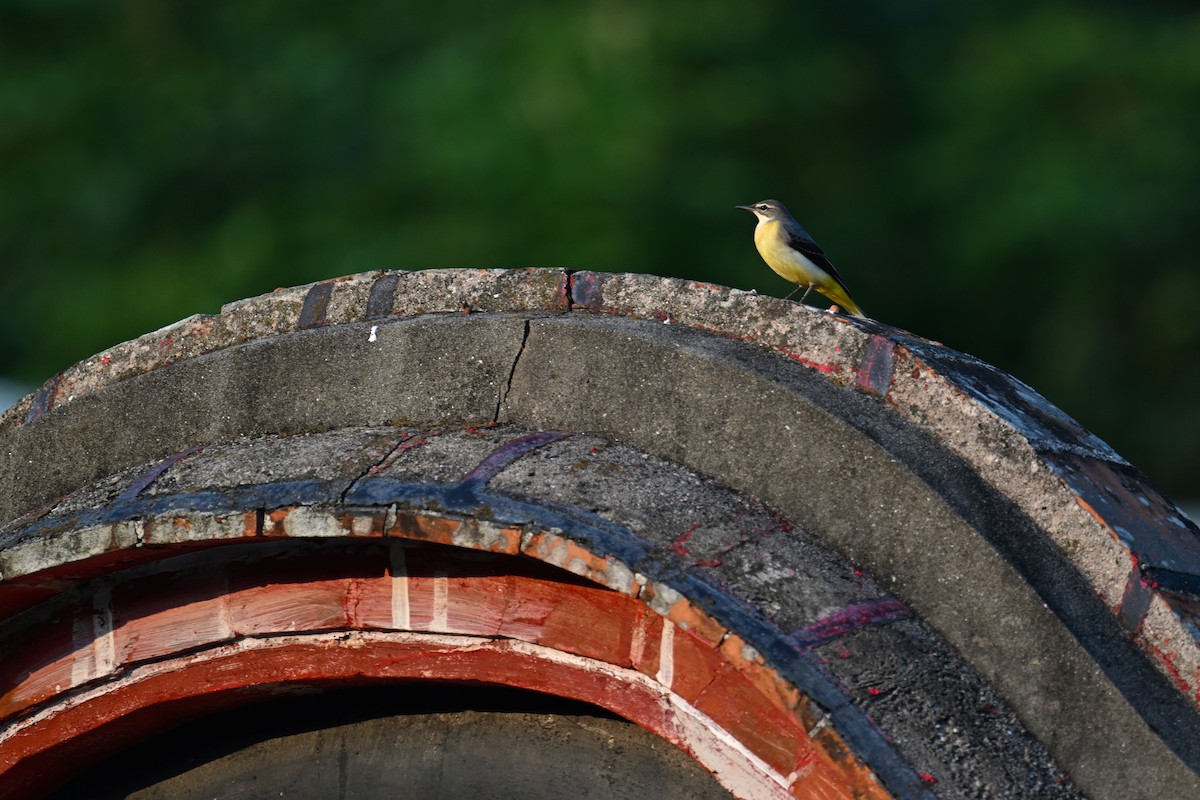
[753,220,826,287]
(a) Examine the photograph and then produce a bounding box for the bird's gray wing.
[782,224,855,295]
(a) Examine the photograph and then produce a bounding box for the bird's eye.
[757,204,769,211]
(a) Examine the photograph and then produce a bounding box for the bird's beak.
[735,204,754,212]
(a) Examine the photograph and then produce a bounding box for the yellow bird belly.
[753,220,829,288]
[753,219,864,316]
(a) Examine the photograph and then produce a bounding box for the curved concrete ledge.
[2,269,1198,799]
[0,426,1069,799]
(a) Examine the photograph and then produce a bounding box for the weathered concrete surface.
[2,268,1198,800]
[0,269,568,432]
[1,426,1077,799]
[54,701,733,800]
[500,314,1200,797]
[0,314,529,521]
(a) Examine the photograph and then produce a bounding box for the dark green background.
[2,2,1198,500]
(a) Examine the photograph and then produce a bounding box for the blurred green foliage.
[1,2,1198,497]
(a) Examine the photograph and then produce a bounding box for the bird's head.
[735,199,791,224]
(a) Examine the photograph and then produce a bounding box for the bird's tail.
[819,283,866,318]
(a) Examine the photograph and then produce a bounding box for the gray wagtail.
[737,199,865,317]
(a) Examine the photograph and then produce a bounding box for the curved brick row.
[1,426,1075,799]
[3,269,1194,706]
[1,269,1198,799]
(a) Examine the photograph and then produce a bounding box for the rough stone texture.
[0,426,1077,800]
[489,433,784,559]
[703,526,874,634]
[0,314,530,521]
[0,269,568,434]
[818,621,1075,800]
[2,268,1198,800]
[498,315,1199,797]
[571,271,1200,704]
[142,427,403,497]
[569,271,871,378]
[367,425,522,485]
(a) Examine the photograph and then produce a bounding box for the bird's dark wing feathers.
[783,225,854,294]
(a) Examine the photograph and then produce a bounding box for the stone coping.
[5,269,1195,702]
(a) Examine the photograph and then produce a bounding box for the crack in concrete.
[338,435,414,505]
[494,319,531,423]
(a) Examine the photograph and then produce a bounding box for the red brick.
[693,663,812,775]
[112,572,231,664]
[528,582,636,665]
[664,624,726,702]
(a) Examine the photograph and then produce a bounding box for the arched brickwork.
[1,270,1198,799]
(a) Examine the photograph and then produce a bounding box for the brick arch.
[0,421,926,799]
[0,532,880,799]
[0,424,1072,799]
[2,269,1197,798]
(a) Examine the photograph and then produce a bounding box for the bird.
[736,199,865,317]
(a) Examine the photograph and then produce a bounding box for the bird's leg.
[798,284,814,304]
[784,285,801,300]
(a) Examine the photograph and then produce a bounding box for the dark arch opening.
[51,684,733,800]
